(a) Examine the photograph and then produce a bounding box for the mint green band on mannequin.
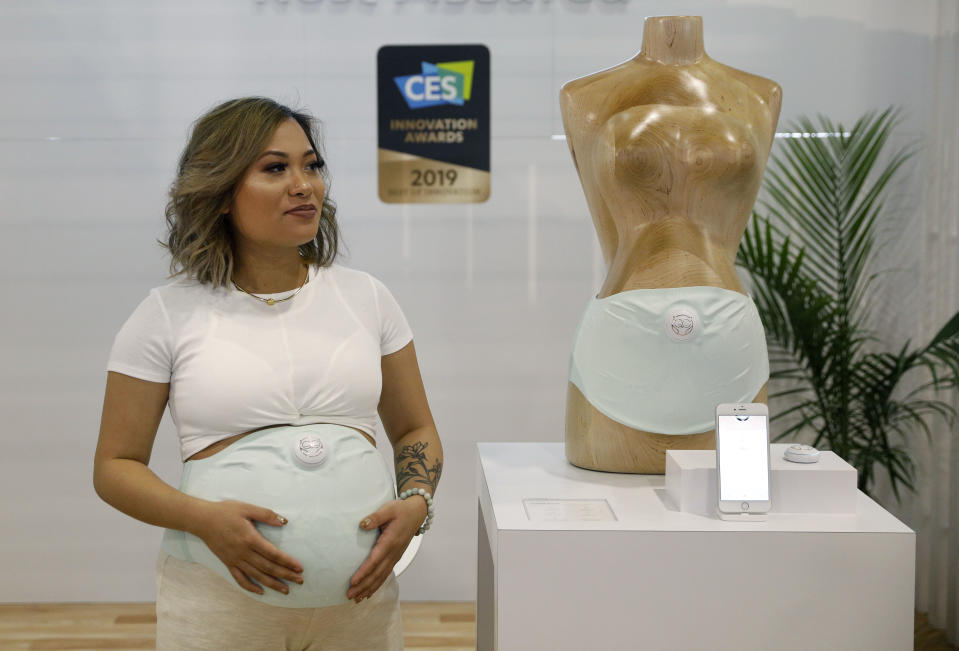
[569,286,769,435]
[161,424,394,608]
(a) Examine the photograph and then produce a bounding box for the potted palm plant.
[737,107,959,499]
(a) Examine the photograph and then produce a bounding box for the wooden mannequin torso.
[562,16,782,473]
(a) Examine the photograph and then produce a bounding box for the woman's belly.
[163,423,395,608]
[187,423,376,461]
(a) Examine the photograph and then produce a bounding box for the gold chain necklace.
[232,268,309,306]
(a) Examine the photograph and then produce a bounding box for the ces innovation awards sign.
[377,44,490,203]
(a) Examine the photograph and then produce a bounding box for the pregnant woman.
[562,16,781,473]
[93,97,442,650]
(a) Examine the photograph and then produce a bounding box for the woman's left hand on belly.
[346,496,428,603]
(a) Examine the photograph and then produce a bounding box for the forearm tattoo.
[395,441,442,494]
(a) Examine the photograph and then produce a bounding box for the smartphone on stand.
[715,403,771,520]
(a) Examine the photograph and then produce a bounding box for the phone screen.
[717,414,770,501]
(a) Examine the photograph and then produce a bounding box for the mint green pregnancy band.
[162,423,394,608]
[569,286,769,435]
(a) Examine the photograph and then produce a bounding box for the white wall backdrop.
[0,0,955,631]
[884,2,959,642]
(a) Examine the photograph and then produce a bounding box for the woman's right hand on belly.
[192,500,304,595]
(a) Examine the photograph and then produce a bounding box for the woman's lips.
[286,205,317,217]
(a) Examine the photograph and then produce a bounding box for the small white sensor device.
[294,435,327,466]
[783,444,820,464]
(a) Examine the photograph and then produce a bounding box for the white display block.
[665,443,858,516]
[477,442,914,651]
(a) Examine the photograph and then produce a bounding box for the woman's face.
[228,118,326,254]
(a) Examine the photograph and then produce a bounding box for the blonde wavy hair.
[164,97,339,286]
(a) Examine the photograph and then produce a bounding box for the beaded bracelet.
[399,488,434,535]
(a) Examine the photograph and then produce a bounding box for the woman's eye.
[263,159,323,174]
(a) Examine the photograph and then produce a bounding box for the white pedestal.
[477,442,914,651]
[665,444,858,515]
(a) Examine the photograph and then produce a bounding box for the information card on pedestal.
[523,499,617,522]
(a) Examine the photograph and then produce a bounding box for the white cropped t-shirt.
[107,264,413,461]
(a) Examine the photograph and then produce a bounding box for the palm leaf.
[737,107,959,499]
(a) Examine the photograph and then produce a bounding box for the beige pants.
[155,553,403,651]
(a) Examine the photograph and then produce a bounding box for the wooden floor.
[0,603,955,650]
[0,602,475,651]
